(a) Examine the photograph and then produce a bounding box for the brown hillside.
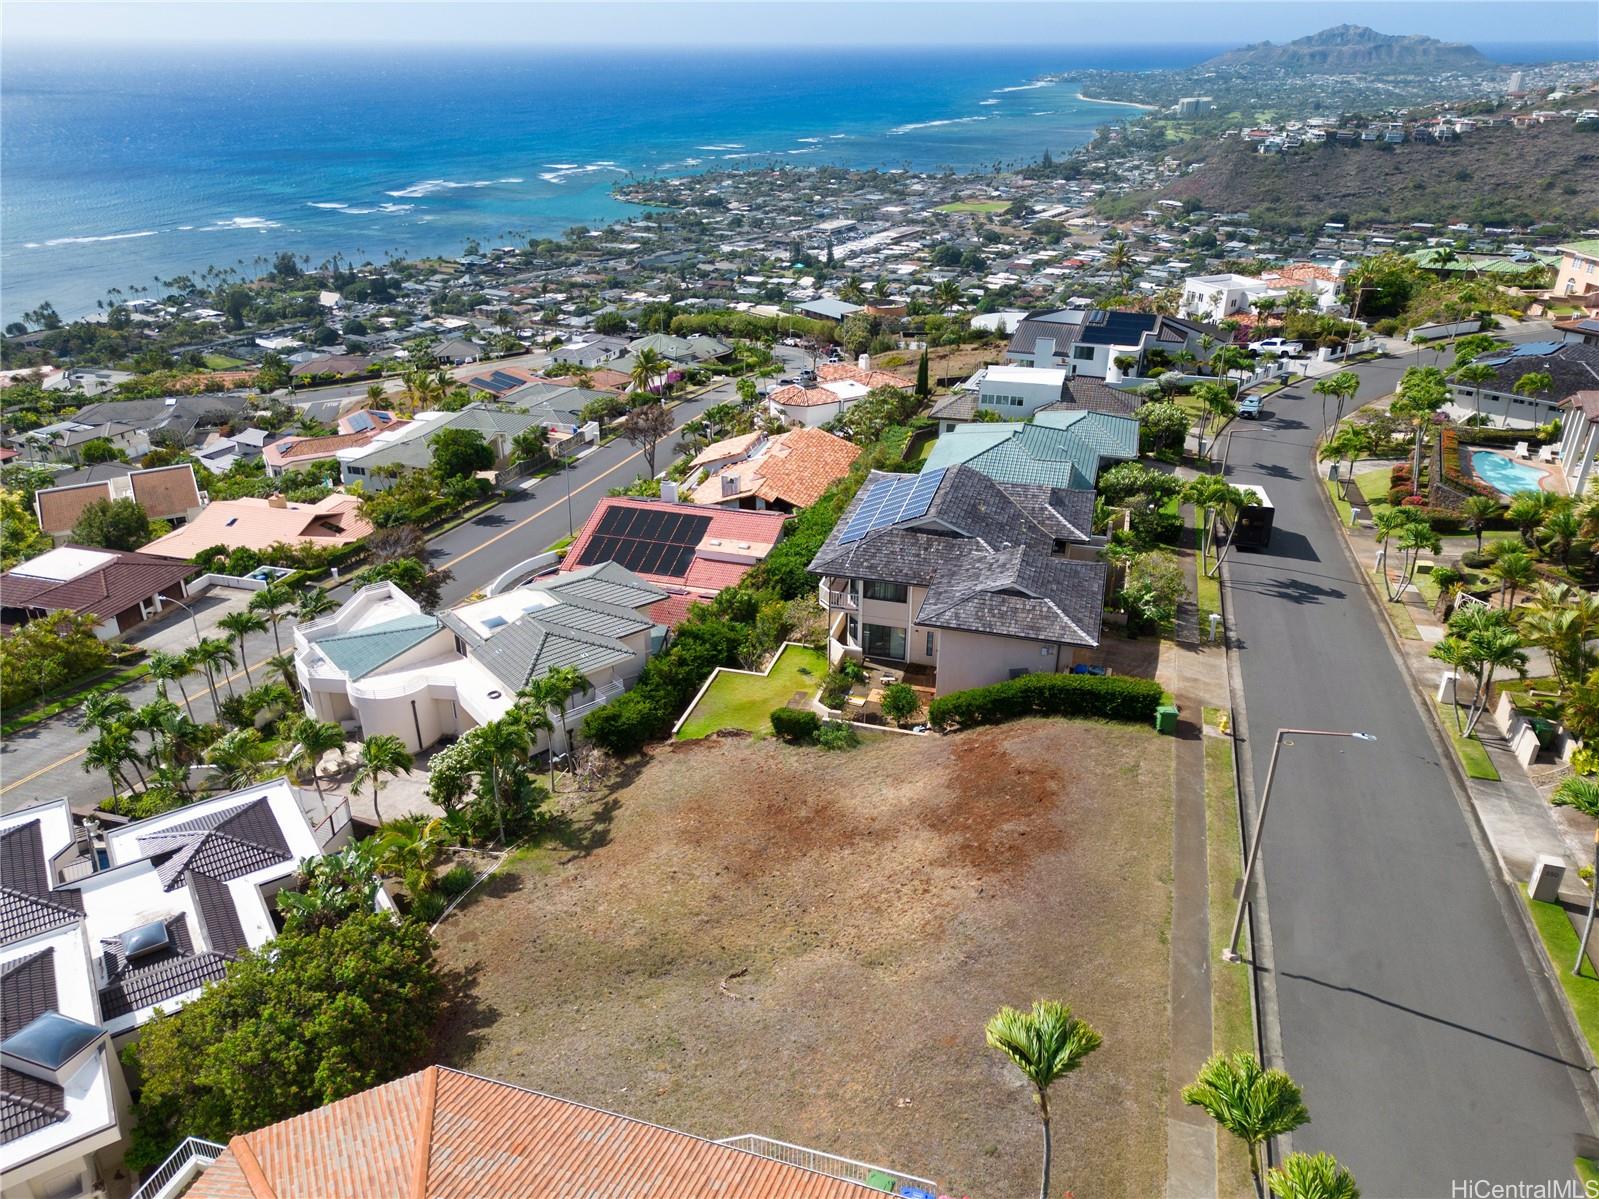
[1157,121,1599,233]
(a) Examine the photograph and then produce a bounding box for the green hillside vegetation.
[1147,120,1599,235]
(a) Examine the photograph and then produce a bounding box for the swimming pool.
[1471,450,1545,497]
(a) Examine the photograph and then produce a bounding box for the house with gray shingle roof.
[0,782,336,1196]
[335,403,547,489]
[808,464,1108,695]
[295,563,668,754]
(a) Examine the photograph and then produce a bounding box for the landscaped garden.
[674,643,828,739]
[435,718,1175,1199]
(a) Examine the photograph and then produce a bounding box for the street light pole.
[154,593,203,644]
[1223,726,1377,963]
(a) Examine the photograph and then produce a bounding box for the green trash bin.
[1155,704,1179,735]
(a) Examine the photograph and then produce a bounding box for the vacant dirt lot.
[436,719,1173,1198]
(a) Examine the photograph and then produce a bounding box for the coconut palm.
[295,586,337,623]
[1209,345,1254,399]
[147,650,197,720]
[85,728,142,799]
[1210,485,1263,578]
[629,347,669,400]
[984,1000,1102,1199]
[1268,1152,1360,1199]
[1552,776,1599,975]
[249,582,295,654]
[1387,520,1442,602]
[1182,1052,1309,1182]
[287,717,346,805]
[1191,381,1236,461]
[1486,549,1536,610]
[932,279,961,309]
[472,715,532,845]
[1311,370,1360,429]
[351,734,414,826]
[1452,362,1497,424]
[218,610,266,687]
[839,275,866,303]
[1102,242,1135,289]
[1459,494,1502,556]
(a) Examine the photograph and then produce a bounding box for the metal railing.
[715,1134,938,1194]
[130,1137,226,1199]
[310,796,353,846]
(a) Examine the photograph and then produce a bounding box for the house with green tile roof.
[920,410,1138,490]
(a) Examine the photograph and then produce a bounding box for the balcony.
[131,1137,227,1199]
[819,579,858,612]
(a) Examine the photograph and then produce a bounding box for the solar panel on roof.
[1510,341,1562,357]
[346,411,374,432]
[576,506,712,578]
[836,467,948,544]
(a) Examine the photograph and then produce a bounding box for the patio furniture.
[1514,441,1530,458]
[1538,444,1556,463]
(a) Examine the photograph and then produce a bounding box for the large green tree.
[70,497,152,551]
[0,488,50,569]
[429,427,495,481]
[122,913,440,1170]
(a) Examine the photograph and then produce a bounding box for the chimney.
[267,494,288,509]
[660,480,678,503]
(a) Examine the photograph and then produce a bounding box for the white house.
[0,782,341,1199]
[295,565,668,754]
[976,366,1071,418]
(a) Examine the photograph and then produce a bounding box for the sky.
[5,0,1597,50]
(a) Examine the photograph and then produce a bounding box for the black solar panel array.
[575,506,713,578]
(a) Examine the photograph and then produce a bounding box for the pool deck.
[1469,447,1567,496]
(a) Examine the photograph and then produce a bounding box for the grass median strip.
[1,662,151,736]
[1202,706,1256,1199]
[1432,698,1501,781]
[1193,511,1221,624]
[1368,571,1422,640]
[1325,478,1352,525]
[1524,889,1599,1060]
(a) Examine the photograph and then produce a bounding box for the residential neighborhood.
[1,11,1598,1199]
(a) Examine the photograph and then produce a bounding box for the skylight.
[121,919,173,960]
[1,1011,104,1081]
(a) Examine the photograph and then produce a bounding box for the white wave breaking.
[996,79,1052,93]
[307,201,348,209]
[204,216,281,231]
[697,143,744,151]
[24,229,161,248]
[538,161,626,184]
[888,115,988,135]
[385,177,523,198]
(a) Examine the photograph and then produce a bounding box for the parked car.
[1248,337,1304,356]
[1237,395,1265,420]
[798,369,818,386]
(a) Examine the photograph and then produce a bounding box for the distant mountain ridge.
[1201,24,1492,72]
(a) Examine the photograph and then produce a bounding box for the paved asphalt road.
[1221,339,1593,1195]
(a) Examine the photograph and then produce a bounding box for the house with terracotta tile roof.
[560,498,789,627]
[33,465,205,545]
[687,427,860,512]
[0,782,343,1199]
[261,410,406,476]
[141,494,371,562]
[0,545,196,639]
[172,1065,936,1199]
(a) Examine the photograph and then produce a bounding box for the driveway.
[1221,330,1594,1194]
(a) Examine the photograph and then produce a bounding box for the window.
[863,580,908,603]
[925,630,935,657]
[862,623,907,661]
[1073,345,1096,361]
[346,465,366,476]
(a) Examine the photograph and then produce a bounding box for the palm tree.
[1102,242,1134,290]
[472,716,532,845]
[1209,485,1262,578]
[147,650,196,720]
[1452,362,1496,425]
[84,729,140,800]
[932,279,961,309]
[839,275,866,304]
[1311,370,1360,429]
[295,587,337,623]
[205,728,275,790]
[267,651,301,699]
[218,611,266,687]
[1429,635,1476,731]
[1575,479,1599,543]
[1456,612,1527,736]
[1182,1052,1309,1183]
[1517,583,1599,692]
[1538,507,1581,565]
[1554,776,1599,975]
[629,347,669,400]
[249,582,295,654]
[1191,381,1236,461]
[521,665,589,788]
[1487,549,1536,610]
[288,717,346,805]
[1268,1152,1360,1199]
[191,638,237,709]
[76,692,133,734]
[1505,490,1557,546]
[984,1000,1102,1199]
[1459,494,1502,556]
[1185,475,1232,573]
[351,734,414,826]
[1209,345,1254,400]
[1386,520,1442,602]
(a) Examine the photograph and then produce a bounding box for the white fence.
[1317,337,1383,364]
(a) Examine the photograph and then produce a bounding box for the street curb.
[1310,428,1599,1123]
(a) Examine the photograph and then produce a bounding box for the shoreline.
[1075,89,1158,111]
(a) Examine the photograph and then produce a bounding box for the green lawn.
[675,644,829,739]
[1202,708,1255,1199]
[1370,571,1422,640]
[202,353,247,369]
[1433,697,1501,781]
[1525,889,1599,1060]
[935,200,1009,213]
[1354,468,1392,506]
[1325,479,1352,525]
[1193,509,1221,625]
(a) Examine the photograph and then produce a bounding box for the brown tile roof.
[128,464,203,519]
[816,363,916,390]
[33,482,112,537]
[769,383,847,409]
[141,494,371,560]
[691,428,859,510]
[0,547,194,625]
[187,1066,895,1199]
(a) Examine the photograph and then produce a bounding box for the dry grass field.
[436,718,1174,1198]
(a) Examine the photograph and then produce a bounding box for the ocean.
[0,40,1561,323]
[0,45,1215,323]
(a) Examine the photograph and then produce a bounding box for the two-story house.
[809,465,1107,695]
[1004,308,1214,381]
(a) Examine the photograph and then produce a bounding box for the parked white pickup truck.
[1248,337,1305,355]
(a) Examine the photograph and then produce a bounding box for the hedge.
[927,673,1165,730]
[769,708,821,742]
